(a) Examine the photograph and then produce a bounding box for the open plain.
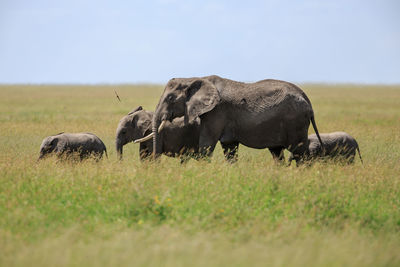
[0,84,399,266]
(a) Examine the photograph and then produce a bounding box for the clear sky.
[0,0,399,84]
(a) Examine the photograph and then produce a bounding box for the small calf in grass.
[38,132,107,161]
[288,132,363,165]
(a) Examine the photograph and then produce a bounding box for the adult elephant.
[148,75,323,165]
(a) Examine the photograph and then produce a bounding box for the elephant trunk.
[116,141,123,160]
[152,115,164,160]
[37,153,44,162]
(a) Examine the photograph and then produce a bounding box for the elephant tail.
[310,115,324,150]
[301,91,324,150]
[356,146,363,164]
[104,149,108,159]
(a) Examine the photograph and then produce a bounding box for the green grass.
[0,84,399,266]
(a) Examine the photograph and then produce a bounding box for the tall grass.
[0,84,399,266]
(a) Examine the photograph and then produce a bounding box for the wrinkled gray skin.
[115,106,201,161]
[152,75,323,164]
[288,132,363,165]
[38,133,107,160]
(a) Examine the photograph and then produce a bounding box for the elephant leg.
[139,143,151,161]
[221,142,239,163]
[199,135,217,158]
[198,114,223,159]
[345,150,356,164]
[198,128,218,159]
[287,132,309,167]
[93,151,102,162]
[269,146,285,164]
[80,150,89,161]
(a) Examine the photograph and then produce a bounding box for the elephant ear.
[138,115,152,138]
[49,137,60,152]
[185,79,220,123]
[128,106,143,115]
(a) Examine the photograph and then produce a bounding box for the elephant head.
[151,77,221,158]
[115,106,153,160]
[38,135,61,160]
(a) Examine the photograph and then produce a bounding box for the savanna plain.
[0,84,399,267]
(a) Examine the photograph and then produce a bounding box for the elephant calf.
[288,132,363,165]
[116,106,201,161]
[38,132,107,160]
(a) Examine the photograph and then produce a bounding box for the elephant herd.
[38,75,363,165]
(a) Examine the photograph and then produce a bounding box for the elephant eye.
[166,94,175,102]
[176,84,186,91]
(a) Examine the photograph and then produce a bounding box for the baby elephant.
[289,132,363,165]
[115,106,200,161]
[38,132,107,160]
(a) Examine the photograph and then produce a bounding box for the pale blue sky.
[0,0,399,84]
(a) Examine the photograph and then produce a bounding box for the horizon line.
[1,81,400,86]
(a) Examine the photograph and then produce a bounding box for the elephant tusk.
[158,120,166,133]
[134,132,154,143]
[133,120,167,143]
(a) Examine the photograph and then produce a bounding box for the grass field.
[0,84,399,266]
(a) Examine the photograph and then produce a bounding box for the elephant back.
[217,78,312,114]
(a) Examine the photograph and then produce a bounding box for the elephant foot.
[269,147,285,165]
[221,142,239,163]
